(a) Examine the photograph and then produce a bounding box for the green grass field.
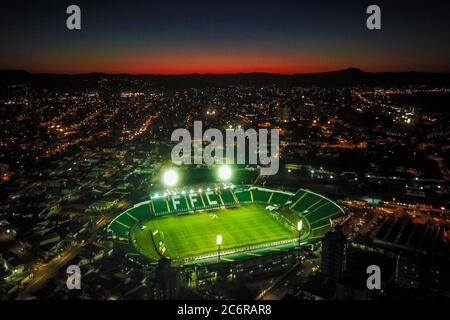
[134,204,298,260]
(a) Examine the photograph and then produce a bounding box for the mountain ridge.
[1,68,450,89]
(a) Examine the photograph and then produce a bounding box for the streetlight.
[216,234,222,263]
[297,220,303,243]
[297,220,303,259]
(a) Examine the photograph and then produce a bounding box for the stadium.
[108,166,346,266]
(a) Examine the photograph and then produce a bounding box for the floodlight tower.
[297,220,303,259]
[163,169,179,188]
[218,165,232,182]
[216,234,222,263]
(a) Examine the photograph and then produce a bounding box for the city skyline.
[1,0,450,74]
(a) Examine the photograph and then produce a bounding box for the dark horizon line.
[2,67,450,77]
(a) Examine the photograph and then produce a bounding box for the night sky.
[1,0,450,74]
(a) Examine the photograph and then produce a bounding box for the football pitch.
[133,204,298,260]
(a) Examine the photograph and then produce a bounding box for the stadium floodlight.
[297,220,303,256]
[163,169,179,187]
[216,234,222,263]
[218,165,232,181]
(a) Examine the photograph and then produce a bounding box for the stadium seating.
[110,219,131,238]
[234,189,252,203]
[289,188,345,235]
[219,189,238,206]
[269,191,291,205]
[167,194,190,212]
[252,189,272,203]
[152,197,170,216]
[128,203,152,220]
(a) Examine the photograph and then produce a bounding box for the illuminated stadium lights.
[216,234,223,245]
[216,234,222,263]
[163,169,179,187]
[297,220,303,254]
[218,165,232,181]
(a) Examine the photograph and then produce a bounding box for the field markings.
[135,205,298,260]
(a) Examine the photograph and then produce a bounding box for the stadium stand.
[269,191,291,205]
[288,188,346,239]
[219,188,237,206]
[252,188,272,203]
[128,203,152,220]
[109,186,346,263]
[234,189,252,203]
